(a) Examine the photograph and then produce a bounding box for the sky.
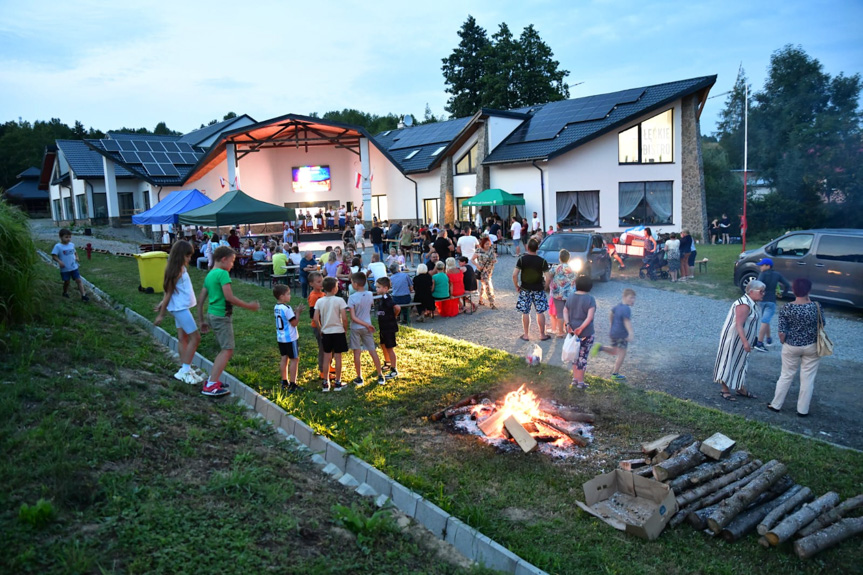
[1,0,861,136]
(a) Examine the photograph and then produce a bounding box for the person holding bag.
[767,278,825,417]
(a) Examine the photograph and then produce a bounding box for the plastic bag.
[561,333,581,364]
[526,344,543,366]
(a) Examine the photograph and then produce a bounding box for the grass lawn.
[34,245,863,574]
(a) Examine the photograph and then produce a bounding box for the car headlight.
[569,259,584,272]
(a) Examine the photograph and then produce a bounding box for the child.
[347,272,386,386]
[313,277,348,392]
[274,284,303,393]
[563,276,597,390]
[385,246,404,269]
[154,240,204,385]
[591,288,636,381]
[375,277,400,380]
[51,228,89,302]
[307,271,333,381]
[197,246,260,397]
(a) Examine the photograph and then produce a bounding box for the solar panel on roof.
[159,163,179,176]
[133,141,151,152]
[142,163,165,176]
[149,141,166,152]
[163,141,180,152]
[137,151,155,163]
[389,118,470,151]
[101,139,121,152]
[119,151,141,164]
[166,152,183,163]
[119,140,136,151]
[179,152,198,164]
[151,152,169,163]
[175,142,195,153]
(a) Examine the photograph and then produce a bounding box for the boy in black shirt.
[375,277,400,380]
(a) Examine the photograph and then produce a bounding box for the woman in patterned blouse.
[549,249,578,337]
[472,235,498,309]
[767,278,824,416]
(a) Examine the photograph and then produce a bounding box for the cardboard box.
[576,469,678,540]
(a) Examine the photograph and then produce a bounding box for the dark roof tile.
[56,140,136,179]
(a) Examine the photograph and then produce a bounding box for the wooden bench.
[698,258,709,273]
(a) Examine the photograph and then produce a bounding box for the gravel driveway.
[414,251,863,451]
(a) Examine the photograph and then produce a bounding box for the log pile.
[617,431,863,559]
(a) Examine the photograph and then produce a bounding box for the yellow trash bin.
[133,251,168,293]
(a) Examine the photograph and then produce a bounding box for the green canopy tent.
[462,188,526,207]
[178,190,296,227]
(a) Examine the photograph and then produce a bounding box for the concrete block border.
[54,259,549,575]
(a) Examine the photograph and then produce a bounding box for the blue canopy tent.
[132,189,212,225]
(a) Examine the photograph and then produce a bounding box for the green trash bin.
[133,251,168,293]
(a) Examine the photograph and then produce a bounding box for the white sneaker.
[173,369,189,383]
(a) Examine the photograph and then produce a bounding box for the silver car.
[733,229,863,308]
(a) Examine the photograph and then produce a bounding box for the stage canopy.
[132,189,211,225]
[177,190,295,227]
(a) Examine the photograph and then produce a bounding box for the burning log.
[797,493,863,538]
[668,451,751,494]
[757,487,814,536]
[653,434,696,463]
[619,458,648,471]
[477,408,509,436]
[719,479,799,543]
[653,442,706,482]
[765,492,841,546]
[429,392,487,421]
[707,460,788,534]
[540,403,596,423]
[794,517,863,560]
[677,459,764,507]
[535,418,588,447]
[503,415,538,453]
[641,434,680,458]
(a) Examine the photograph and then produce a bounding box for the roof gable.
[372,117,472,173]
[178,114,256,147]
[55,140,136,179]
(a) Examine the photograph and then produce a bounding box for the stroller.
[639,249,669,281]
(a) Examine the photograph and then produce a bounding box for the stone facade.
[475,121,490,195]
[439,155,454,224]
[680,94,708,241]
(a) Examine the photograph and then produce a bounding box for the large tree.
[714,65,749,170]
[510,24,570,108]
[441,15,491,118]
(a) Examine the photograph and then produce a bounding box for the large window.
[63,196,74,221]
[457,198,478,223]
[423,198,439,224]
[816,235,863,263]
[76,194,88,219]
[371,195,388,222]
[556,191,600,228]
[455,143,478,175]
[618,181,673,226]
[618,109,673,164]
[52,199,61,221]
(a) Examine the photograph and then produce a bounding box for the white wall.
[488,116,524,151]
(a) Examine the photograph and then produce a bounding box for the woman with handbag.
[767,278,827,417]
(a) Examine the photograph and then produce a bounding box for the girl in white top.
[154,240,204,385]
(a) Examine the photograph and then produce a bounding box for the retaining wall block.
[474,535,520,573]
[451,521,481,563]
[444,516,468,547]
[374,494,390,508]
[308,433,329,455]
[515,559,550,575]
[355,483,377,498]
[324,441,348,470]
[292,419,314,446]
[390,481,421,517]
[322,463,342,477]
[364,467,392,498]
[415,498,449,539]
[338,473,359,488]
[345,456,371,485]
[279,414,298,437]
[310,453,327,466]
[241,384,258,409]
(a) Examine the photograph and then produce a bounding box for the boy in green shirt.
[197,246,260,396]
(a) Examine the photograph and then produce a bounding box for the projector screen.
[292,165,331,193]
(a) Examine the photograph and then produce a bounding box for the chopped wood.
[757,487,814,535]
[539,403,596,423]
[678,459,765,507]
[429,391,486,421]
[653,442,706,482]
[654,434,696,463]
[707,460,788,534]
[522,421,539,434]
[503,415,538,453]
[684,504,719,530]
[700,433,736,460]
[797,493,863,538]
[719,481,799,543]
[634,465,654,478]
[766,492,841,546]
[534,418,588,447]
[758,535,771,548]
[668,451,751,494]
[794,517,863,560]
[619,458,648,471]
[641,434,680,457]
[477,408,509,436]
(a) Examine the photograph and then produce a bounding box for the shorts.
[760,301,776,324]
[349,327,376,351]
[610,338,629,349]
[516,289,549,314]
[278,340,299,359]
[321,332,348,354]
[208,314,235,350]
[689,251,697,266]
[379,329,397,349]
[172,308,198,334]
[60,269,81,282]
[553,298,566,320]
[355,235,365,247]
[572,334,595,370]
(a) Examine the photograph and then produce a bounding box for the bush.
[0,199,43,329]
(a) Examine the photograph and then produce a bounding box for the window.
[52,199,61,221]
[618,109,673,164]
[770,234,813,258]
[816,235,863,263]
[76,194,88,219]
[371,195,388,222]
[63,196,74,221]
[618,181,673,226]
[405,150,420,160]
[556,191,600,228]
[457,198,479,222]
[455,143,478,175]
[423,198,439,224]
[431,145,446,157]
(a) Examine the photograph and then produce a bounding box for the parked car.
[536,232,612,281]
[733,229,863,309]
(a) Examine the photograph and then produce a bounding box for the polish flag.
[219,176,226,188]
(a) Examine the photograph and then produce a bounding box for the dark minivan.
[536,232,612,281]
[733,229,863,309]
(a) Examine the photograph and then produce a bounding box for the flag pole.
[742,83,748,252]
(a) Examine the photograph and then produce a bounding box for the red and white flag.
[219,176,226,189]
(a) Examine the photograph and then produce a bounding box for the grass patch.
[43,248,863,573]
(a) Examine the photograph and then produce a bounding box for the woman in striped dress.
[714,280,766,401]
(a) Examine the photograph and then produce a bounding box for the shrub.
[0,199,43,329]
[18,499,55,527]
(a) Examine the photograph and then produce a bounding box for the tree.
[153,121,181,136]
[420,103,441,125]
[715,65,749,169]
[511,24,569,108]
[702,142,741,220]
[441,15,491,118]
[320,109,399,135]
[480,23,519,110]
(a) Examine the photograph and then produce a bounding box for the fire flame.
[501,384,542,424]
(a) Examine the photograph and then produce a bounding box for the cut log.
[676,459,764,507]
[654,434,696,463]
[653,442,706,482]
[794,517,863,560]
[671,462,766,527]
[619,458,648,471]
[477,408,508,436]
[707,460,788,534]
[766,492,841,546]
[757,487,814,535]
[641,434,680,457]
[797,493,863,538]
[539,403,596,423]
[685,504,719,530]
[634,465,654,478]
[534,418,588,447]
[429,391,486,421]
[503,415,538,453]
[719,482,800,543]
[668,451,751,494]
[700,433,736,460]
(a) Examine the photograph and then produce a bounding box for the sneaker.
[173,368,188,383]
[377,375,387,385]
[332,380,345,392]
[569,379,578,388]
[81,295,90,302]
[62,292,70,298]
[322,381,332,393]
[766,337,773,345]
[201,381,230,397]
[352,376,365,387]
[589,343,602,358]
[611,373,627,381]
[753,342,768,353]
[288,382,300,393]
[385,369,398,380]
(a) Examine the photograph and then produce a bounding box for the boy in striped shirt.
[274,284,303,393]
